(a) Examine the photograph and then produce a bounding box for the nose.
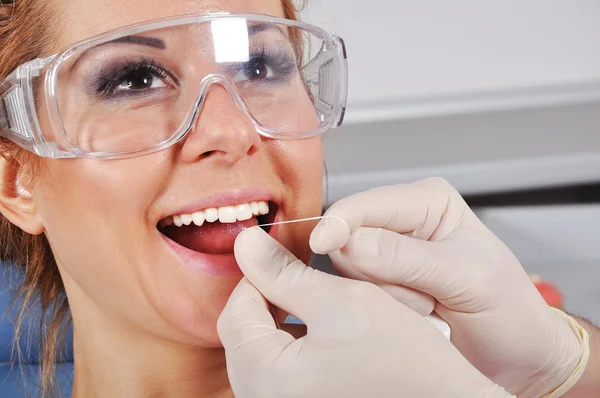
[179,78,261,165]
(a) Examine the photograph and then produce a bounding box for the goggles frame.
[0,12,348,159]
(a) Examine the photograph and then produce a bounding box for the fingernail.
[311,222,332,250]
[310,216,350,254]
[236,227,294,264]
[310,217,338,254]
[234,227,270,259]
[237,225,267,242]
[235,227,299,282]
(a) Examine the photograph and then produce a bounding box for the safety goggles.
[0,12,348,159]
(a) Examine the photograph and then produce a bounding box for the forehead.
[53,0,286,50]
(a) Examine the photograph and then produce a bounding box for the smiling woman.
[0,0,350,396]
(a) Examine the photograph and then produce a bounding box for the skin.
[0,0,323,397]
[566,318,600,397]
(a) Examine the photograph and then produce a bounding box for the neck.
[70,304,232,398]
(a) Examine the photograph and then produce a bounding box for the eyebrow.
[71,22,286,68]
[68,35,166,73]
[97,35,167,50]
[247,22,287,36]
[74,35,166,65]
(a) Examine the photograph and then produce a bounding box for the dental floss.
[256,215,335,229]
[253,215,451,340]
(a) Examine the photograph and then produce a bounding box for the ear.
[0,156,44,235]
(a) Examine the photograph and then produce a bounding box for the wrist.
[507,307,587,398]
[563,317,600,397]
[537,309,590,398]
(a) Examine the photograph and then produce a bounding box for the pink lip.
[160,206,283,276]
[162,235,244,276]
[163,188,278,219]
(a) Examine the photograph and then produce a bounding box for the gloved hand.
[310,177,584,397]
[218,227,513,398]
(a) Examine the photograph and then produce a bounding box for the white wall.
[301,1,600,122]
[304,2,600,323]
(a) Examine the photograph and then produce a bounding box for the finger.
[217,278,295,358]
[335,226,460,300]
[235,227,374,338]
[311,178,469,254]
[328,250,435,315]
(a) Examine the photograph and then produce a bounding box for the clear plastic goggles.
[0,12,348,159]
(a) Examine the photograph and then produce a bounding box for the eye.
[94,59,173,99]
[232,62,275,83]
[229,49,296,85]
[117,68,167,91]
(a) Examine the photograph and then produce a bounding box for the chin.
[150,277,241,347]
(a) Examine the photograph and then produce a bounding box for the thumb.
[234,227,372,338]
[310,179,470,255]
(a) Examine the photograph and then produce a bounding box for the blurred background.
[2,2,599,396]
[301,1,600,323]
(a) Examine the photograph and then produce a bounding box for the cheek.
[269,137,323,263]
[39,157,166,232]
[274,137,323,210]
[36,156,170,302]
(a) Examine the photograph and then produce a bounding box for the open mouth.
[157,201,278,255]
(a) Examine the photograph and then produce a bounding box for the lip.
[160,188,279,220]
[160,208,283,276]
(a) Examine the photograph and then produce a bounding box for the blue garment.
[0,264,74,397]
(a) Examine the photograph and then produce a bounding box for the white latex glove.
[218,227,513,398]
[310,178,584,397]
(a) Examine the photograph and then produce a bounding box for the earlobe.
[0,157,44,235]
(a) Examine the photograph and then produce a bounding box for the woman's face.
[34,0,323,346]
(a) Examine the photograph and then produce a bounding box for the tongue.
[164,218,259,254]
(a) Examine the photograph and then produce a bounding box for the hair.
[0,0,304,396]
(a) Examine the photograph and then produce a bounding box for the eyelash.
[91,47,297,100]
[258,48,296,71]
[239,48,297,81]
[94,58,171,98]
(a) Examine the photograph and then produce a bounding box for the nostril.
[247,144,260,156]
[200,150,217,159]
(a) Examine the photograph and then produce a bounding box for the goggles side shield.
[0,13,348,159]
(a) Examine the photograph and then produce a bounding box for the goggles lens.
[49,17,345,155]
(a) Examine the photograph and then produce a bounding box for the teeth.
[173,215,183,227]
[192,211,205,227]
[181,214,193,226]
[205,208,219,223]
[163,200,270,228]
[159,217,174,228]
[236,204,253,221]
[258,201,269,215]
[218,206,237,223]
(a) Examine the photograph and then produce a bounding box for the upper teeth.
[160,201,269,228]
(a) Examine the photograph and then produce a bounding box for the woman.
[0,0,341,396]
[0,0,595,397]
